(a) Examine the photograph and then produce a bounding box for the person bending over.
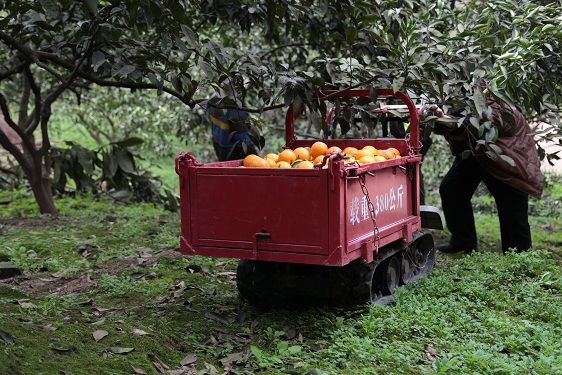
[431,98,543,254]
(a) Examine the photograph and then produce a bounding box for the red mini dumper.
[176,88,442,304]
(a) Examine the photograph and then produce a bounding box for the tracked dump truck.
[175,88,443,304]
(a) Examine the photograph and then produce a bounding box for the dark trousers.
[439,156,532,252]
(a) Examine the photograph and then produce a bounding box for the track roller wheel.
[400,253,415,285]
[374,255,401,296]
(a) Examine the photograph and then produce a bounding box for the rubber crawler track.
[236,232,435,306]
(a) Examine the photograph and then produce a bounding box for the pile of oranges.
[242,141,401,169]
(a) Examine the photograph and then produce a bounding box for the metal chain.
[358,174,380,253]
[404,133,415,157]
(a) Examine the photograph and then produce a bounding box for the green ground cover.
[1,183,561,375]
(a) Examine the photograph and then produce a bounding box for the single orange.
[266,153,279,162]
[278,149,297,164]
[276,161,292,169]
[326,146,342,155]
[294,147,311,161]
[362,145,377,156]
[313,155,325,165]
[294,160,314,169]
[343,146,358,156]
[310,141,328,158]
[243,154,268,168]
[358,155,376,165]
[387,147,401,157]
[379,149,394,159]
[374,155,387,162]
[355,149,373,159]
[266,158,277,168]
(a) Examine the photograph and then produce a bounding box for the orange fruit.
[379,149,394,159]
[266,158,277,168]
[361,145,377,156]
[294,147,311,161]
[294,160,314,169]
[278,149,297,164]
[343,147,358,156]
[358,155,376,165]
[266,153,279,162]
[276,161,292,169]
[243,154,268,168]
[310,141,328,158]
[387,147,400,157]
[355,149,373,159]
[326,146,342,155]
[313,155,325,165]
[374,155,387,162]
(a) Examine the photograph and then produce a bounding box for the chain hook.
[358,173,380,254]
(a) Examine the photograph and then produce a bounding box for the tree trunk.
[28,160,57,215]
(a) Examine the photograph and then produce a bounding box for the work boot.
[436,243,474,254]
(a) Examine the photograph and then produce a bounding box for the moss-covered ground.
[0,182,561,374]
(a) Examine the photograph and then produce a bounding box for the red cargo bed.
[176,89,422,267]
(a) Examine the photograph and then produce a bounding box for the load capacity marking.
[349,184,404,225]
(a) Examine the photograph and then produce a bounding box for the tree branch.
[18,73,30,125]
[0,61,27,81]
[23,66,42,135]
[260,43,308,59]
[0,128,32,175]
[201,100,286,113]
[0,31,191,103]
[0,91,36,153]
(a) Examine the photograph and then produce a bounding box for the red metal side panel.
[342,163,421,260]
[189,168,330,257]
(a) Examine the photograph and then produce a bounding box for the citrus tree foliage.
[60,87,211,158]
[0,0,561,213]
[50,139,178,210]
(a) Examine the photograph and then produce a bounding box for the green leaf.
[91,51,105,72]
[500,154,516,167]
[117,65,136,77]
[473,88,486,118]
[181,25,199,46]
[288,345,302,354]
[469,117,480,130]
[392,77,405,92]
[115,149,135,174]
[461,150,472,160]
[114,138,144,147]
[38,0,60,18]
[345,26,358,42]
[85,0,99,15]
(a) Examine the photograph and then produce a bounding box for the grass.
[1,184,561,374]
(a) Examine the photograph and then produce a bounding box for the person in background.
[207,105,258,161]
[430,96,544,254]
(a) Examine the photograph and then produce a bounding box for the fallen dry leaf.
[93,330,109,342]
[17,300,36,309]
[107,346,134,354]
[151,355,169,374]
[42,324,57,332]
[180,354,197,366]
[425,343,438,361]
[0,329,14,344]
[132,367,147,375]
[131,328,149,336]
